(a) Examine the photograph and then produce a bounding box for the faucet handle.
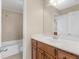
[0,46,8,53]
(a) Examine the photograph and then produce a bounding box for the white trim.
[2,40,22,46]
[23,0,27,59]
[0,0,2,46]
[0,0,2,59]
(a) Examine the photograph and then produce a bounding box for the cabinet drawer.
[37,41,56,56]
[58,50,77,59]
[32,39,37,47]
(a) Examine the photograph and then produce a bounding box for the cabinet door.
[66,55,78,59]
[44,52,55,59]
[37,48,55,59]
[58,50,78,59]
[32,39,37,59]
[37,41,56,59]
[32,47,37,59]
[37,48,44,59]
[38,41,56,56]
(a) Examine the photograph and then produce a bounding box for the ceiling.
[48,0,79,10]
[2,0,24,13]
[2,0,79,13]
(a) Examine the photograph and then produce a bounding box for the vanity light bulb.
[57,0,62,4]
[49,0,57,6]
[53,2,57,6]
[49,0,54,4]
[49,0,65,6]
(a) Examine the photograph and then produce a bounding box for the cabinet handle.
[63,57,66,59]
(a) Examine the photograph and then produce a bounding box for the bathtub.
[1,40,23,58]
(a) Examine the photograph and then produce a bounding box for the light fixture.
[49,0,64,6]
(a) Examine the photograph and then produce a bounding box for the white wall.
[69,11,79,36]
[56,11,79,36]
[23,0,43,59]
[43,0,59,35]
[56,14,69,35]
[23,0,60,59]
[43,8,53,34]
[2,9,23,42]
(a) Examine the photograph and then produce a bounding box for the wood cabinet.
[32,39,79,59]
[58,50,78,59]
[32,47,37,59]
[37,41,56,59]
[32,39,37,59]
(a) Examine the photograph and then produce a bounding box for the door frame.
[23,0,27,59]
[0,0,2,59]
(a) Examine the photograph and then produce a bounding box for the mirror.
[44,0,79,38]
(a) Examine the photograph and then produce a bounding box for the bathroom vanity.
[31,34,79,59]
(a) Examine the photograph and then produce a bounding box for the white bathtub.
[1,40,23,58]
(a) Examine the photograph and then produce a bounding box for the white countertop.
[31,34,79,56]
